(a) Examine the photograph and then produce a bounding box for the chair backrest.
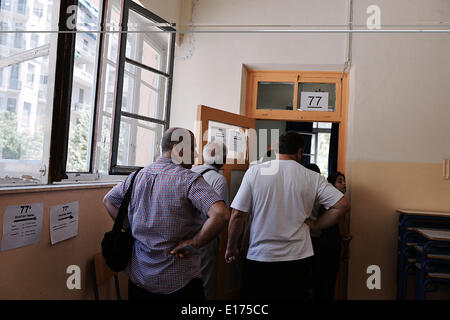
[92,252,121,300]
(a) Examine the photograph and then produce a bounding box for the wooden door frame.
[245,70,350,299]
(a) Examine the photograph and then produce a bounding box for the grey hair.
[203,141,227,165]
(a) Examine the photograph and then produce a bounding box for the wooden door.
[195,105,255,299]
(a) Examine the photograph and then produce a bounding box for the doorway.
[255,120,339,178]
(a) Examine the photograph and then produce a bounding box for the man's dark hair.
[327,171,345,185]
[161,127,192,153]
[278,131,305,155]
[305,163,321,174]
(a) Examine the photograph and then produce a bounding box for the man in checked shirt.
[103,127,230,300]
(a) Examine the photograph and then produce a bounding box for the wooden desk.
[415,228,450,242]
[396,211,450,299]
[397,209,450,218]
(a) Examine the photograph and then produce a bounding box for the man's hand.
[170,239,199,258]
[225,247,239,264]
[304,218,317,231]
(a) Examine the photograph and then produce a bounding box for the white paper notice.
[208,120,247,162]
[50,201,79,245]
[1,203,44,251]
[299,92,329,111]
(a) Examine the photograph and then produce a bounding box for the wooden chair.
[91,252,121,300]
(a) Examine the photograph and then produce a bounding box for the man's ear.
[297,149,303,162]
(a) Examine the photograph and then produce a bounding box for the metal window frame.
[109,0,175,175]
[49,0,108,182]
[48,0,79,183]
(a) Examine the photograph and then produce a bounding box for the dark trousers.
[240,257,313,300]
[128,278,205,300]
[311,224,341,300]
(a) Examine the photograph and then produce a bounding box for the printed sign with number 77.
[299,92,329,111]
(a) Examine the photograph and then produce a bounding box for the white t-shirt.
[231,159,343,262]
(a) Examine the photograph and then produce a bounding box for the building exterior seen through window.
[0,0,57,185]
[0,0,174,185]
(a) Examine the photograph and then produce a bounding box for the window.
[22,102,32,126]
[66,0,103,173]
[0,23,8,46]
[14,23,25,49]
[0,0,57,185]
[1,0,175,185]
[27,63,35,84]
[7,98,17,112]
[109,1,175,174]
[0,96,4,112]
[9,64,21,90]
[17,0,27,15]
[247,71,343,122]
[79,88,84,104]
[63,0,175,178]
[40,75,48,84]
[33,2,43,17]
[31,34,39,48]
[297,122,332,177]
[0,0,12,11]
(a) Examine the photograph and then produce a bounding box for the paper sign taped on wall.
[50,201,79,245]
[1,203,44,251]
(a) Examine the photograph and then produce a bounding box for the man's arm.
[305,197,350,231]
[103,197,119,220]
[171,201,230,258]
[225,209,249,263]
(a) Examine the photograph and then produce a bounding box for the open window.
[109,0,175,175]
[0,0,59,186]
[46,0,175,183]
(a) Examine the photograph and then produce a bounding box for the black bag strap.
[113,167,143,232]
[199,168,215,176]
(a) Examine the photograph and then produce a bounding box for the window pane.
[0,61,45,168]
[17,0,28,15]
[316,132,331,178]
[257,82,294,110]
[122,61,167,121]
[103,63,116,113]
[117,118,164,167]
[0,0,12,11]
[66,0,102,172]
[298,82,336,112]
[106,1,120,62]
[94,0,120,174]
[0,0,57,185]
[126,8,169,73]
[97,115,112,173]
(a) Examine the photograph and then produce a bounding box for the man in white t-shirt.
[225,131,350,300]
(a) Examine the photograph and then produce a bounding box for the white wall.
[169,0,450,164]
[170,0,348,132]
[139,0,180,24]
[349,0,450,164]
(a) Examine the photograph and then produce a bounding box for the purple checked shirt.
[104,157,224,294]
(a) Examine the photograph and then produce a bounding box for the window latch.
[39,164,47,177]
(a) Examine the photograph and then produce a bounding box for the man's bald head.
[161,127,193,153]
[161,127,196,169]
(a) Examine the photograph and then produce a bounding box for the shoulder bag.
[101,167,143,272]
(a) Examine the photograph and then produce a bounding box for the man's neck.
[277,154,297,161]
